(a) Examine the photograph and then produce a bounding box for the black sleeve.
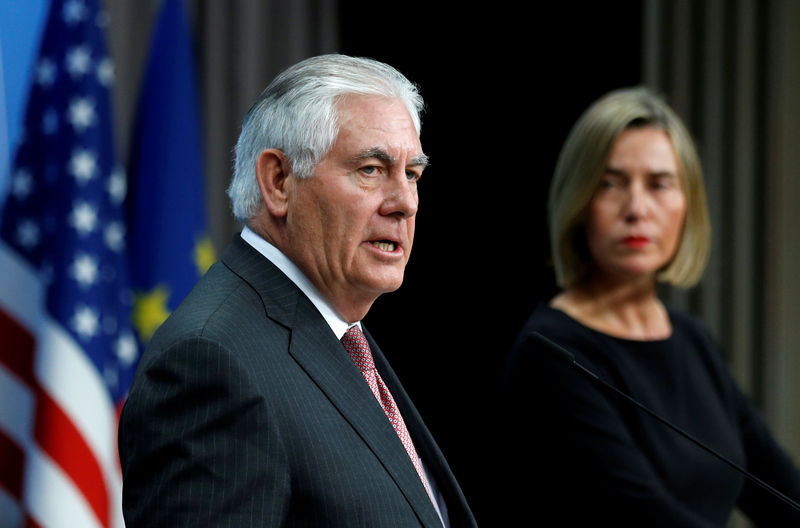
[734,385,800,525]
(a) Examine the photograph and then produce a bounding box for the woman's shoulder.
[664,304,720,350]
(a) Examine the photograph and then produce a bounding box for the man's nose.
[380,171,418,217]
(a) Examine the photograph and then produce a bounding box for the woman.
[502,87,800,526]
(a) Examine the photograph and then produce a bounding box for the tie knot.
[341,325,375,373]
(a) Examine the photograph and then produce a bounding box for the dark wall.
[339,3,643,522]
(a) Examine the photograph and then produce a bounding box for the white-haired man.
[119,54,477,527]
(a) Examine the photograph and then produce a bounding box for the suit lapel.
[289,304,443,527]
[221,237,442,527]
[367,328,477,527]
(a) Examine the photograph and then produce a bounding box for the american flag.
[0,0,137,526]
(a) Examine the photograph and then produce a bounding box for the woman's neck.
[550,273,672,340]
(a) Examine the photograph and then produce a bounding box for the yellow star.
[132,285,171,343]
[194,235,216,276]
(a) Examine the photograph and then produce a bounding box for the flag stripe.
[25,515,43,528]
[0,428,25,500]
[0,240,44,331]
[0,366,34,467]
[35,318,119,475]
[24,445,104,528]
[0,486,23,527]
[34,387,110,527]
[0,309,36,387]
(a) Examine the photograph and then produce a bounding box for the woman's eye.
[651,176,676,189]
[599,177,619,189]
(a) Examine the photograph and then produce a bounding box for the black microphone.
[530,330,800,514]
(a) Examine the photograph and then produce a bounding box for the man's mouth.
[369,240,397,252]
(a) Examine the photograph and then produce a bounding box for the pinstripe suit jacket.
[119,236,477,527]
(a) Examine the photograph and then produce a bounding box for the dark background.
[339,2,643,521]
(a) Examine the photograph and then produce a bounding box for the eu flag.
[0,0,133,525]
[128,0,215,347]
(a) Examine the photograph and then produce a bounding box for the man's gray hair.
[227,54,425,223]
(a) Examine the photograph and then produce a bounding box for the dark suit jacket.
[119,236,477,527]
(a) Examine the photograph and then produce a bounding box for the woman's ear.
[255,149,291,218]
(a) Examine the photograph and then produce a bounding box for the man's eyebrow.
[351,147,429,168]
[410,153,429,168]
[352,147,395,165]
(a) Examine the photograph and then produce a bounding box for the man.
[119,54,477,527]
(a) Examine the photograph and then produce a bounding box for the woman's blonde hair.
[548,87,710,289]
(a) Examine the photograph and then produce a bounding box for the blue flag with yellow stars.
[127,0,215,347]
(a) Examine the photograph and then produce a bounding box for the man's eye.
[361,166,380,176]
[406,170,421,182]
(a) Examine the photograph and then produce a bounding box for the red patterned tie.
[341,325,433,501]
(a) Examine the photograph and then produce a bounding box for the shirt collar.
[239,226,359,340]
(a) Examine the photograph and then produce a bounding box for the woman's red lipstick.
[623,236,650,248]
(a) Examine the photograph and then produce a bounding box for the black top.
[501,303,800,527]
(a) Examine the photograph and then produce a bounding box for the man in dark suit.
[118,54,477,527]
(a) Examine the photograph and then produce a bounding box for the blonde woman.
[502,87,800,527]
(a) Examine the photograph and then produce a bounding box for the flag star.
[70,253,99,287]
[67,97,96,132]
[104,221,125,252]
[116,332,139,365]
[72,305,99,340]
[68,148,97,184]
[36,58,57,86]
[96,57,114,86]
[65,45,92,78]
[12,169,34,199]
[42,108,59,135]
[69,201,98,235]
[63,0,88,25]
[16,219,41,249]
[106,167,126,204]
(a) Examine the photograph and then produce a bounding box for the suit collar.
[220,235,297,328]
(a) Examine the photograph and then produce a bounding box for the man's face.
[284,95,426,321]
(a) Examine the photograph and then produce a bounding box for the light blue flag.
[128,0,215,346]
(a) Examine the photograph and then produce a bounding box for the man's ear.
[255,149,291,218]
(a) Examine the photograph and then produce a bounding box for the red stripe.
[0,428,25,500]
[0,310,113,526]
[0,310,36,387]
[34,388,110,528]
[25,514,44,528]
[0,310,31,506]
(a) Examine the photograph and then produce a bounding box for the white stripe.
[35,317,120,494]
[0,241,44,332]
[0,235,123,526]
[0,485,24,528]
[0,362,34,448]
[24,446,103,528]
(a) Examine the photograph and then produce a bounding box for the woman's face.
[585,127,687,283]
